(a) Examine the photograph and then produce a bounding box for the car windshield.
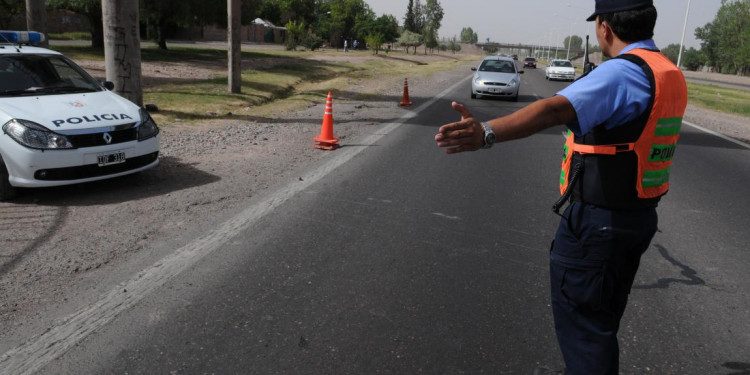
[479,60,516,73]
[552,60,573,67]
[525,58,535,61]
[0,54,103,96]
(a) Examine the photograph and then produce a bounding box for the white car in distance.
[545,59,576,81]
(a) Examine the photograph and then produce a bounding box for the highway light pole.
[566,22,575,60]
[547,31,554,60]
[677,0,692,69]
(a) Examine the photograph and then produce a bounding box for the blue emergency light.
[0,30,45,44]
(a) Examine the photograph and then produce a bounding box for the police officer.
[434,0,687,374]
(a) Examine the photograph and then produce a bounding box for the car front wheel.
[0,158,18,201]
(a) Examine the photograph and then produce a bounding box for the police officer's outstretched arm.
[435,96,577,154]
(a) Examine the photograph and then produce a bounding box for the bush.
[484,46,498,54]
[285,20,305,51]
[364,33,383,54]
[301,33,323,51]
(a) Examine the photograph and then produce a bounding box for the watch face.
[486,133,495,145]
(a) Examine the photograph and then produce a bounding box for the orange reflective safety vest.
[559,48,688,210]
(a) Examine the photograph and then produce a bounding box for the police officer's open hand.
[435,101,484,154]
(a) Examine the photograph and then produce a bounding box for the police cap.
[586,0,653,22]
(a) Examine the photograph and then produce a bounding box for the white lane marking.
[683,120,750,149]
[367,198,393,204]
[432,212,461,220]
[0,74,473,375]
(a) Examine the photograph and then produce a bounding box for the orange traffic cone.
[398,77,412,107]
[314,91,340,150]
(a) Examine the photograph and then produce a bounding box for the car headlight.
[474,76,483,85]
[2,119,74,150]
[507,79,518,87]
[137,108,160,141]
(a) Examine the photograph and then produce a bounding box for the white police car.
[0,31,159,200]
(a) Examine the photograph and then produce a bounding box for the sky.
[368,0,723,50]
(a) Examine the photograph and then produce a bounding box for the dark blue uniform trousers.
[550,202,658,374]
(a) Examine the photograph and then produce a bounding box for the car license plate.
[97,151,126,166]
[490,88,499,93]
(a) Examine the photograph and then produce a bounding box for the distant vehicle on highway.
[0,31,160,200]
[545,59,575,81]
[523,57,537,68]
[470,55,524,101]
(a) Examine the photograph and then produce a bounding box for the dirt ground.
[0,47,748,345]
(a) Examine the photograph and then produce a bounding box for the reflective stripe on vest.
[559,49,688,201]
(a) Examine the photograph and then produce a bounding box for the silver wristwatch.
[481,122,495,149]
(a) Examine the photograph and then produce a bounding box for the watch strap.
[481,122,495,149]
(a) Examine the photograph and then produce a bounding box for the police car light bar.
[0,30,45,44]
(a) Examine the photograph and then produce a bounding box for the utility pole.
[25,0,48,48]
[677,0,692,69]
[102,0,143,107]
[228,0,241,93]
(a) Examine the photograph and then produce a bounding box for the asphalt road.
[13,67,750,374]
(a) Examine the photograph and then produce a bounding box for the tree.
[460,27,477,43]
[682,47,704,71]
[378,14,401,45]
[47,0,104,48]
[0,0,24,30]
[277,0,316,27]
[422,0,443,53]
[661,43,683,65]
[325,0,372,47]
[354,13,399,47]
[140,0,191,50]
[228,0,241,93]
[397,29,422,54]
[25,0,47,47]
[102,0,142,106]
[259,0,283,24]
[364,33,383,54]
[285,19,305,50]
[403,0,416,32]
[412,0,424,33]
[695,0,750,75]
[563,35,582,50]
[442,36,460,54]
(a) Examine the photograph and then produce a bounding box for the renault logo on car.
[103,132,112,144]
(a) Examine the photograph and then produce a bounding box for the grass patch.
[51,44,104,61]
[145,61,358,123]
[52,44,268,62]
[140,50,477,125]
[687,82,750,117]
[48,32,92,41]
[53,44,479,125]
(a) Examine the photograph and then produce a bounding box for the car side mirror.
[471,67,477,71]
[519,70,524,74]
[102,81,115,90]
